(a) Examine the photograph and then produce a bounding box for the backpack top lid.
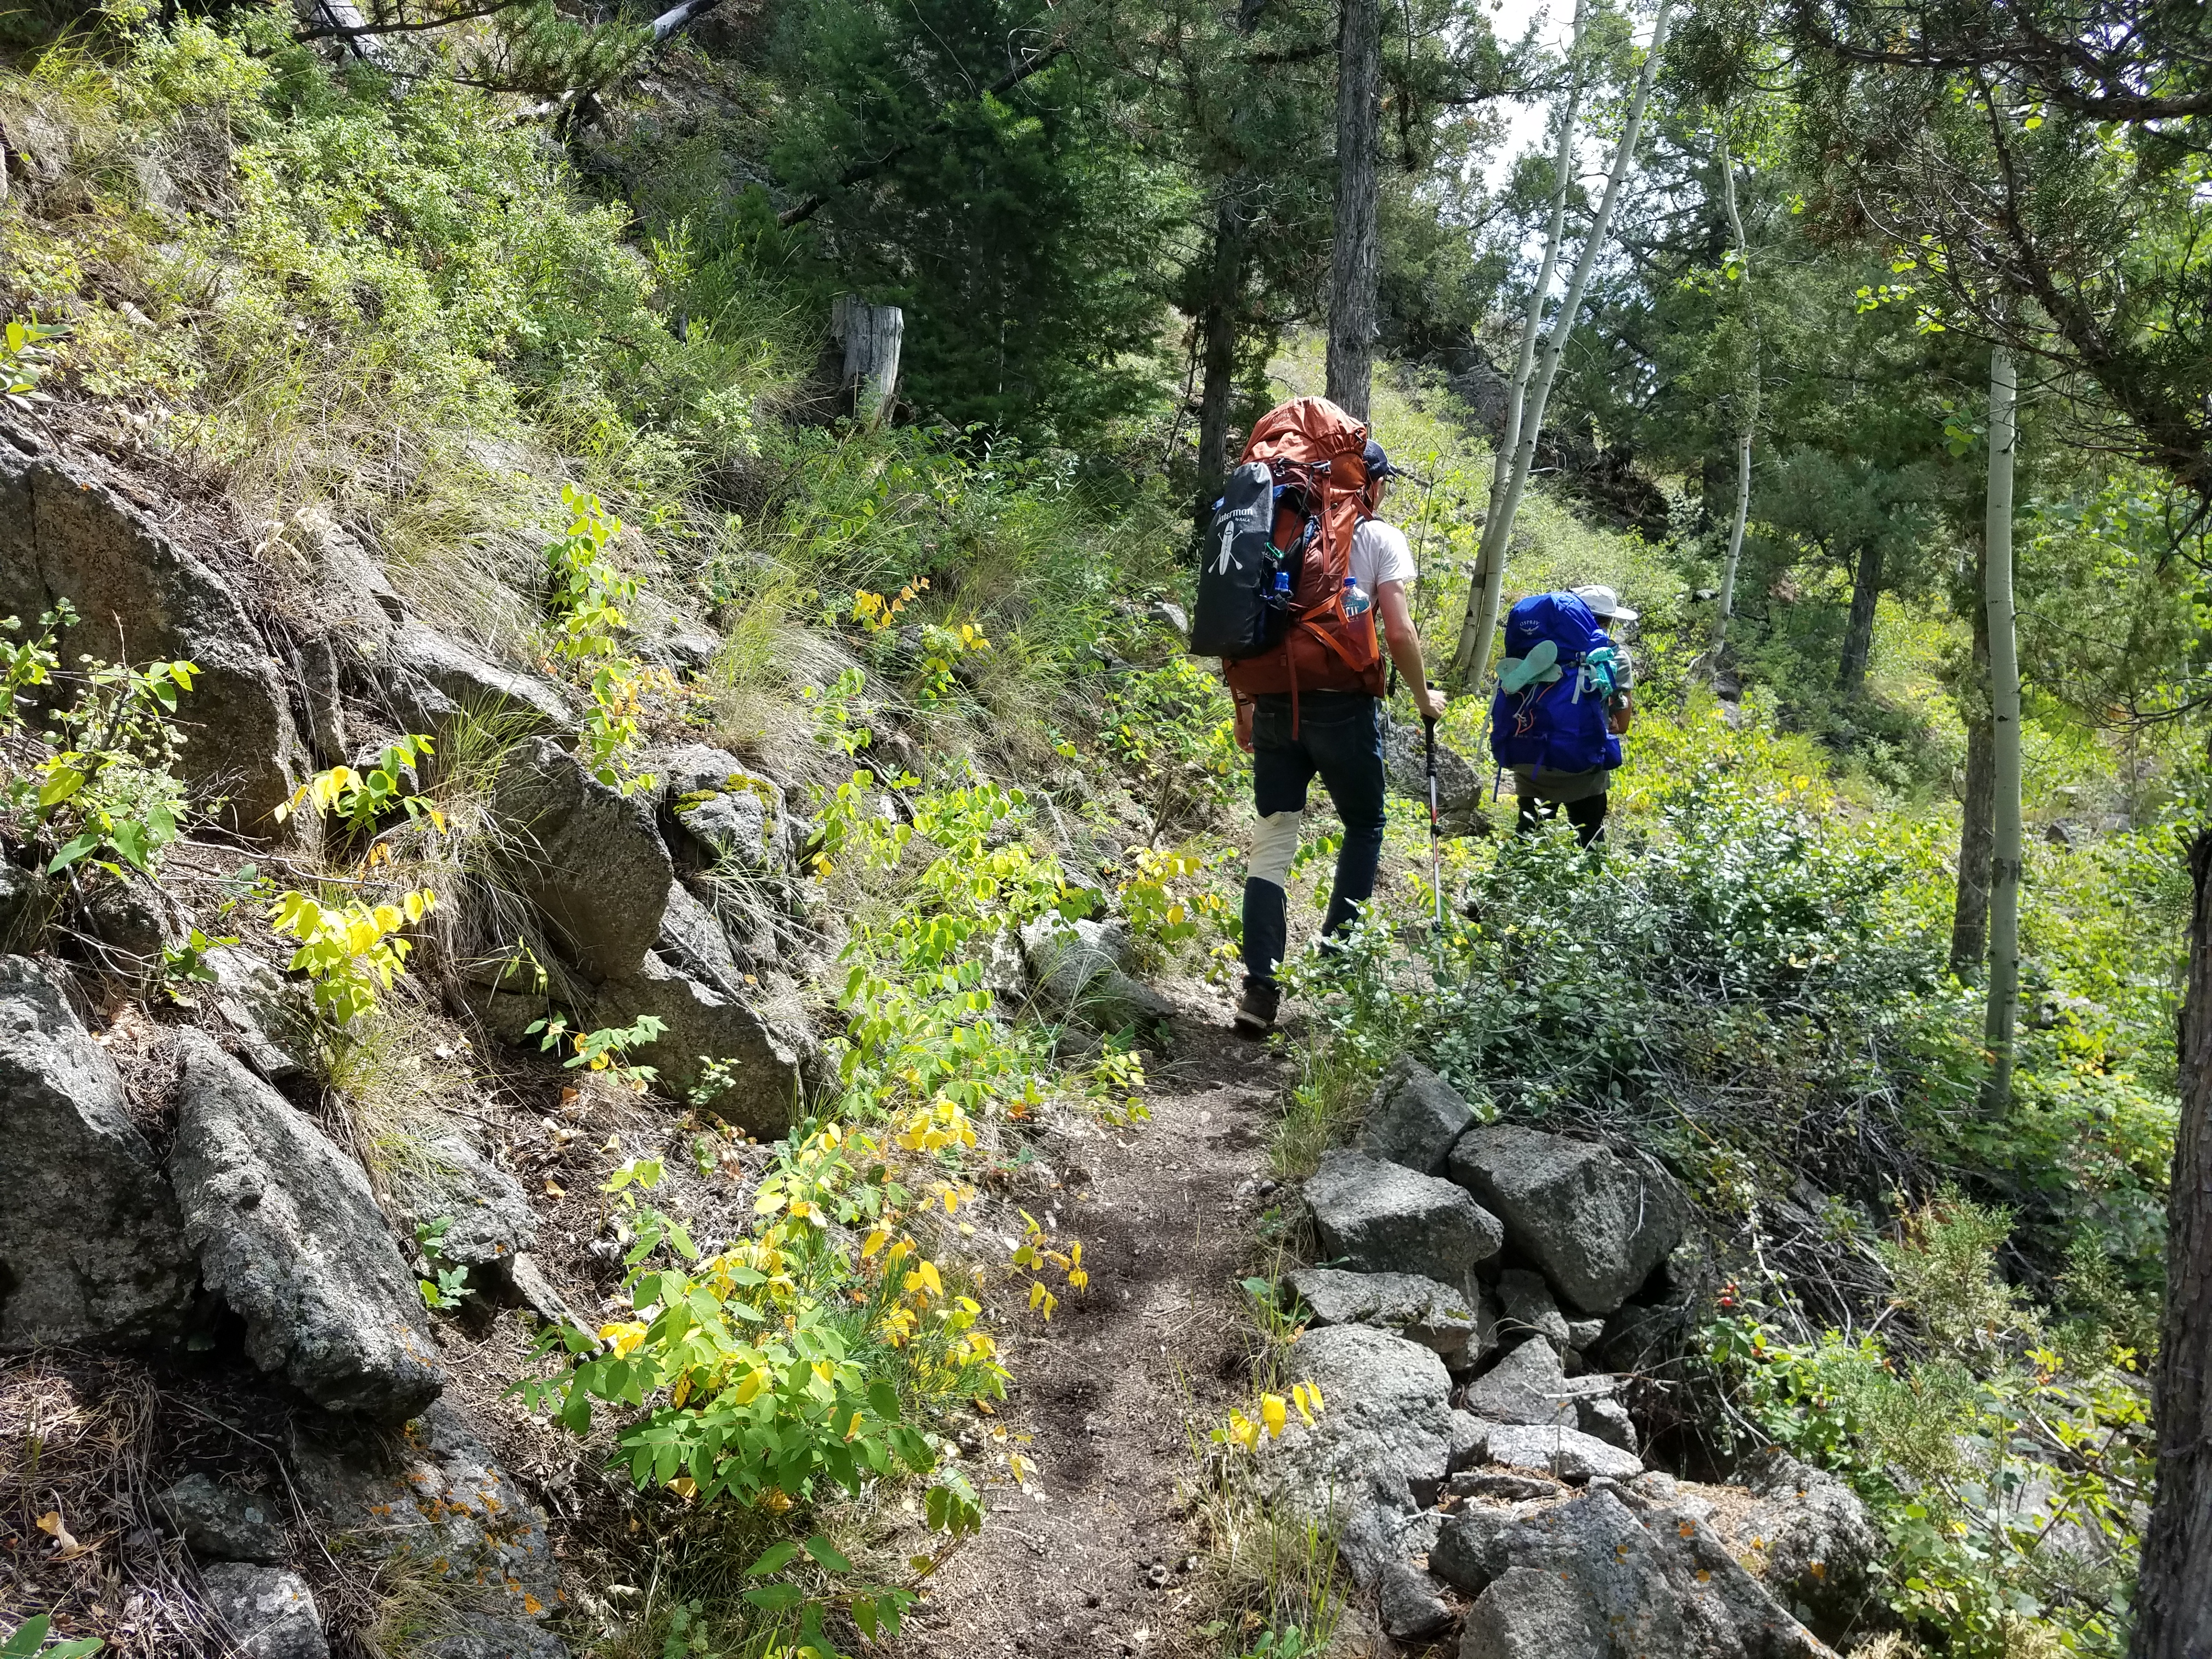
[1504,590,1608,665]
[1242,396,1370,481]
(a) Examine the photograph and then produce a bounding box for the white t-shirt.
[1351,518,1418,594]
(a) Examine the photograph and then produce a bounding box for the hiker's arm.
[1378,581,1447,721]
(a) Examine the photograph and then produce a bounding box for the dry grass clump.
[0,1359,221,1656]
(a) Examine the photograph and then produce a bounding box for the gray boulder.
[0,860,52,950]
[1460,1338,1577,1429]
[1577,1393,1639,1454]
[1497,1268,1570,1345]
[1383,719,1488,837]
[1286,1266,1494,1367]
[656,881,753,1002]
[199,1563,328,1659]
[1305,1149,1503,1283]
[1448,1410,1493,1473]
[388,1133,536,1270]
[0,441,308,830]
[595,952,806,1135]
[490,737,673,980]
[1483,1423,1643,1483]
[1442,1488,1831,1659]
[1448,1127,1690,1314]
[656,746,789,874]
[1257,1325,1454,1589]
[1378,1560,1454,1640]
[0,956,196,1351]
[388,621,572,738]
[158,1474,286,1564]
[1737,1450,1881,1631]
[168,1031,441,1423]
[204,945,314,1081]
[1462,1565,1604,1659]
[1359,1057,1476,1175]
[1019,916,1177,1031]
[292,1399,558,1630]
[1567,1316,1607,1353]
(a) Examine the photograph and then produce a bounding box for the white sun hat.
[1573,584,1639,623]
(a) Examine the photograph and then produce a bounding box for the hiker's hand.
[1418,685,1447,724]
[1234,700,1254,753]
[1609,701,1634,735]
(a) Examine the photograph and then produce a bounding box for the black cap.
[1363,440,1398,480]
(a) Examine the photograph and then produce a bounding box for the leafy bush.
[0,604,196,881]
[1708,1192,2152,1658]
[267,887,436,1026]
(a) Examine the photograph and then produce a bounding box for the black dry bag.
[1191,461,1316,659]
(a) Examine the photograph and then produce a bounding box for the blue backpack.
[1488,591,1622,775]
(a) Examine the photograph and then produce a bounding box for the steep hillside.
[0,10,2192,1659]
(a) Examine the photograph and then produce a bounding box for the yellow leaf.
[861,1229,890,1259]
[1260,1394,1288,1438]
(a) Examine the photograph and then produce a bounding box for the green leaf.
[745,1541,801,1577]
[47,832,100,873]
[801,1534,853,1573]
[740,1584,805,1612]
[867,1379,901,1422]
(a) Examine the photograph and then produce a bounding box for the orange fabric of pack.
[1223,395,1387,706]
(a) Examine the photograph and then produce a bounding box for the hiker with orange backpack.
[1187,397,1446,1037]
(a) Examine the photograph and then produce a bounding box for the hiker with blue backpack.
[1491,584,1637,848]
[1183,397,1446,1037]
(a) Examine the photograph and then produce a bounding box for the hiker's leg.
[1305,694,1388,940]
[1243,698,1314,989]
[1566,792,1608,847]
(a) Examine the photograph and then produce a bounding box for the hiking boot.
[1233,980,1279,1038]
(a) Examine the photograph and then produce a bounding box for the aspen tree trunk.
[1980,346,2022,1113]
[1711,119,1758,659]
[2130,823,2212,1657]
[1470,0,1588,629]
[1325,0,1383,422]
[1449,0,1673,687]
[1950,549,1995,980]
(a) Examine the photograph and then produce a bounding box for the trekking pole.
[1424,692,1443,929]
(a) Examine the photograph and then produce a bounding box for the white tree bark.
[1450,0,1675,686]
[1981,345,2022,1113]
[1711,118,1759,659]
[832,296,904,425]
[1468,0,1589,641]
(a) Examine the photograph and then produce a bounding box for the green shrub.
[1708,1192,2152,1658]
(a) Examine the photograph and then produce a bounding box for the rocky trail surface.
[895,997,1290,1659]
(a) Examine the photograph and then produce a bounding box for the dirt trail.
[893,996,1290,1659]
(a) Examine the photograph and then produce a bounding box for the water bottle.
[1341,575,1372,618]
[1273,569,1292,600]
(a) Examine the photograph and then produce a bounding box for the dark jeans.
[1242,691,1387,990]
[1516,792,1609,847]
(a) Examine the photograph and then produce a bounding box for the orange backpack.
[1221,396,1386,716]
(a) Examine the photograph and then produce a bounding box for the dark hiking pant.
[1241,691,1387,991]
[1516,791,1609,847]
